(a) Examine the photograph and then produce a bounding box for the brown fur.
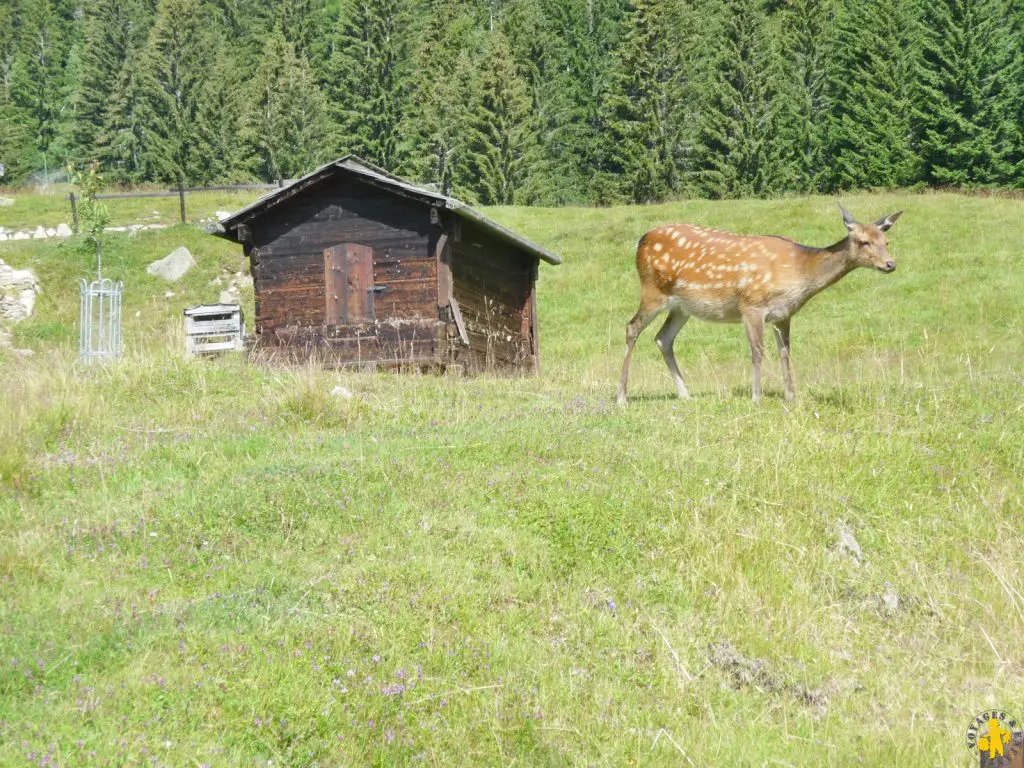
[617,207,903,404]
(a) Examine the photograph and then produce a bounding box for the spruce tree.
[11,0,68,182]
[774,0,837,193]
[245,27,330,181]
[600,0,691,204]
[916,0,1021,186]
[461,30,548,205]
[399,0,479,195]
[138,0,217,184]
[0,7,34,184]
[692,0,786,199]
[197,42,252,183]
[101,46,148,182]
[826,0,922,190]
[541,0,629,203]
[71,0,145,164]
[325,0,409,170]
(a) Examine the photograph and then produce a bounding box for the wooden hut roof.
[209,156,562,266]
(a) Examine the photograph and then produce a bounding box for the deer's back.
[636,224,802,322]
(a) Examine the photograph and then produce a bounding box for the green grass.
[0,185,266,231]
[1,192,1022,766]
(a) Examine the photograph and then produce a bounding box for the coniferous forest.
[1,0,1022,204]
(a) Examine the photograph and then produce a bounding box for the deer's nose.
[884,260,896,272]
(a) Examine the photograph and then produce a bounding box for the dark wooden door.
[324,244,375,324]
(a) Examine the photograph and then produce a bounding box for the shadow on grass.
[807,388,860,409]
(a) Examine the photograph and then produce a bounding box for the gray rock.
[219,288,240,305]
[881,584,899,616]
[0,197,13,206]
[45,227,57,237]
[215,210,232,220]
[13,347,34,357]
[147,247,196,281]
[331,385,354,400]
[12,231,29,241]
[837,527,862,562]
[0,259,41,322]
[32,226,47,239]
[56,223,73,237]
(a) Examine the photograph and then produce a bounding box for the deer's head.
[840,205,903,273]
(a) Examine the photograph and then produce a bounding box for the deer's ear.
[838,204,857,231]
[875,211,903,232]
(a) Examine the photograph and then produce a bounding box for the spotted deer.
[617,205,903,404]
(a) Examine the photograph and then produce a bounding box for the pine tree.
[138,0,217,184]
[325,0,409,170]
[692,0,786,199]
[541,0,629,203]
[461,31,548,205]
[600,0,691,204]
[245,27,330,181]
[101,45,148,182]
[197,42,252,183]
[71,0,146,164]
[399,0,479,195]
[826,0,922,190]
[916,0,1021,186]
[0,5,34,184]
[774,0,837,193]
[11,0,68,182]
[278,0,329,65]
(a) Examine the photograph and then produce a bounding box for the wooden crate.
[184,304,245,356]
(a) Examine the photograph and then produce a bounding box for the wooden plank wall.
[260,320,445,368]
[449,218,536,373]
[248,177,437,336]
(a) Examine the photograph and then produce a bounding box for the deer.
[617,205,903,405]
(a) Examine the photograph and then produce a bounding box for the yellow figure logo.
[967,710,1024,768]
[979,717,1013,760]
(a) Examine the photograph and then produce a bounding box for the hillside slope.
[1,193,1022,766]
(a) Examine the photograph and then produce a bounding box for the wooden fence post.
[68,192,79,233]
[178,180,187,225]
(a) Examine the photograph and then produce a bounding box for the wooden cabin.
[210,157,561,373]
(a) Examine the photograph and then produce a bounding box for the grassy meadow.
[1,191,1022,766]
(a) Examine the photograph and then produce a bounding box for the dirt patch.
[707,641,830,717]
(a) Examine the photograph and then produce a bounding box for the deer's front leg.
[743,311,766,403]
[773,318,795,402]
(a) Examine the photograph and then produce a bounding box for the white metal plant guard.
[79,276,122,364]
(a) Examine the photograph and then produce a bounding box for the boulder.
[45,227,57,237]
[12,231,29,241]
[147,247,196,281]
[0,259,41,322]
[56,223,73,237]
[0,197,13,206]
[32,226,47,239]
[215,211,232,220]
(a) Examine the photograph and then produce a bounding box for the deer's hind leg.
[773,319,795,401]
[655,308,691,399]
[617,296,667,406]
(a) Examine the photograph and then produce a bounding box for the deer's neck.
[798,238,855,298]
